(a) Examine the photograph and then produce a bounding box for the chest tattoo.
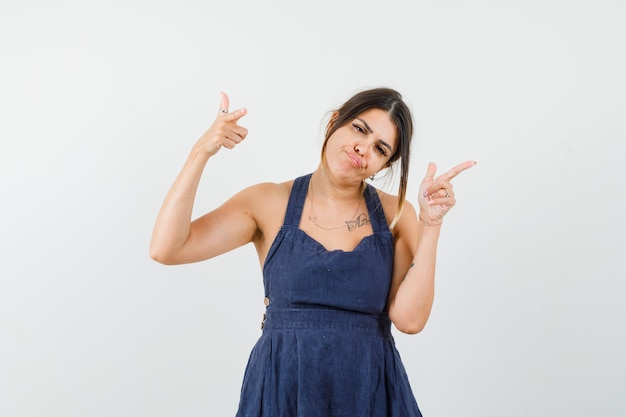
[346,213,370,232]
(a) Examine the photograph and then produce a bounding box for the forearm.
[150,145,210,262]
[390,160,475,333]
[390,222,441,334]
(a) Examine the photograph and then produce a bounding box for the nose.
[354,143,364,155]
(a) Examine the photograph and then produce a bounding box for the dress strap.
[364,183,390,234]
[283,173,312,227]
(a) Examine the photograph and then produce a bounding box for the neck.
[311,167,364,203]
[308,168,367,232]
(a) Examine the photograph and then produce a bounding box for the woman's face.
[324,108,397,184]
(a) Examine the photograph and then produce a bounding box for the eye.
[376,144,388,156]
[352,123,366,134]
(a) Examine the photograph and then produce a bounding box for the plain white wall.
[1,0,624,416]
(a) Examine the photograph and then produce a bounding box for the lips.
[346,151,363,168]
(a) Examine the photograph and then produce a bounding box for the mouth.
[346,152,362,169]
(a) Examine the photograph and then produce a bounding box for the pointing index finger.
[437,160,477,181]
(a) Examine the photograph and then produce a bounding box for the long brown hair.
[322,87,414,229]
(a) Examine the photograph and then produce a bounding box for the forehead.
[356,108,398,149]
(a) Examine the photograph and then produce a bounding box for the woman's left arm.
[388,161,476,334]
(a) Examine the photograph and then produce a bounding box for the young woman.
[150,87,476,416]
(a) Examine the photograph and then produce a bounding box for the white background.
[1,0,625,416]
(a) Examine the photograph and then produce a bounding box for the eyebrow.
[356,117,394,153]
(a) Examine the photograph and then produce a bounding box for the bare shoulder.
[231,179,295,233]
[234,180,293,213]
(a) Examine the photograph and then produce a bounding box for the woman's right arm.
[149,92,253,265]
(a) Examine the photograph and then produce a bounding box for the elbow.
[150,251,170,265]
[394,320,426,335]
[149,246,178,265]
[389,309,428,335]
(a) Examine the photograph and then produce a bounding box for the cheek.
[381,154,396,169]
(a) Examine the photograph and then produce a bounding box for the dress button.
[264,297,270,306]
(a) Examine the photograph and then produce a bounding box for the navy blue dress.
[235,173,422,417]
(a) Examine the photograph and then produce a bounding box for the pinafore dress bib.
[236,173,422,417]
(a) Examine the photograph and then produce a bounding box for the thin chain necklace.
[308,177,363,231]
